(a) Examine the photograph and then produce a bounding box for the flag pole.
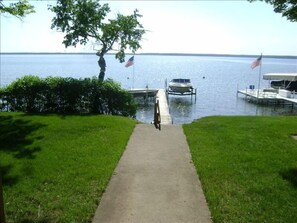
[257,53,263,98]
[132,55,135,89]
[125,55,135,89]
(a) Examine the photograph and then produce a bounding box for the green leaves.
[50,0,110,47]
[1,75,137,117]
[0,0,35,18]
[50,0,145,53]
[113,10,145,62]
[248,0,297,22]
[50,0,145,80]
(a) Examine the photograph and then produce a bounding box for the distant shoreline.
[1,52,296,59]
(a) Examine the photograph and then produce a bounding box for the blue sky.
[1,0,297,55]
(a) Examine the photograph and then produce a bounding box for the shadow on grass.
[280,168,297,188]
[17,218,52,223]
[0,164,18,186]
[0,115,46,185]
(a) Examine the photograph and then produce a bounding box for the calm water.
[1,54,297,123]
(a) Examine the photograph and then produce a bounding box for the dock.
[237,88,297,105]
[156,89,172,125]
[128,89,158,98]
[128,88,172,126]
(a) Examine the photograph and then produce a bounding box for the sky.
[1,0,297,56]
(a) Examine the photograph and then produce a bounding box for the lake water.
[1,54,297,124]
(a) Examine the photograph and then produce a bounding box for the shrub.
[0,75,136,117]
[102,79,137,116]
[2,75,46,112]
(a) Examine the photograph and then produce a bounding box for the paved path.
[92,124,212,223]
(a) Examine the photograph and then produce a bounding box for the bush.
[1,75,46,112]
[0,75,136,117]
[102,79,137,116]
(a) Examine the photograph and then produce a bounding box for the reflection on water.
[240,98,297,117]
[168,96,196,124]
[135,98,155,124]
[135,95,197,124]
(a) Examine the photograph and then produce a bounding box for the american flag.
[251,55,262,69]
[125,56,134,68]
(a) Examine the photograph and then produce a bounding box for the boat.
[168,78,193,94]
[263,73,297,91]
[237,73,297,104]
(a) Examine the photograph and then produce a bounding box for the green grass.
[0,113,136,223]
[184,116,297,223]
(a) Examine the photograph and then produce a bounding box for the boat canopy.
[263,73,297,81]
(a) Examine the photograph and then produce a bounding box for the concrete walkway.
[92,124,212,223]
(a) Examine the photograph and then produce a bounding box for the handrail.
[153,99,161,130]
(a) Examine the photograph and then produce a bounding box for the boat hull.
[168,84,193,93]
[168,78,194,94]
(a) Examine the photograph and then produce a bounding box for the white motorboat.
[168,78,193,94]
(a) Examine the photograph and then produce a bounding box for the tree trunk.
[98,54,106,82]
[0,175,5,223]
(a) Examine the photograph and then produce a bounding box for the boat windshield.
[171,79,191,83]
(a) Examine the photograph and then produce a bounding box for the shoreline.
[1,52,296,59]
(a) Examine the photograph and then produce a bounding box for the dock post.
[190,88,197,103]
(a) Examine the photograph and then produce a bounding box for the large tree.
[50,0,145,81]
[248,0,297,22]
[0,0,35,18]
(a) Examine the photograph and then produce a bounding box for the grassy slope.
[184,116,297,223]
[0,113,136,223]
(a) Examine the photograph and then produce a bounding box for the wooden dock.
[156,89,172,125]
[128,88,172,126]
[128,89,158,98]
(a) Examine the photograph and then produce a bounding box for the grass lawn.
[0,113,136,222]
[184,116,297,223]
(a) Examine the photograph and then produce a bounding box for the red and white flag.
[251,55,262,69]
[125,56,134,68]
